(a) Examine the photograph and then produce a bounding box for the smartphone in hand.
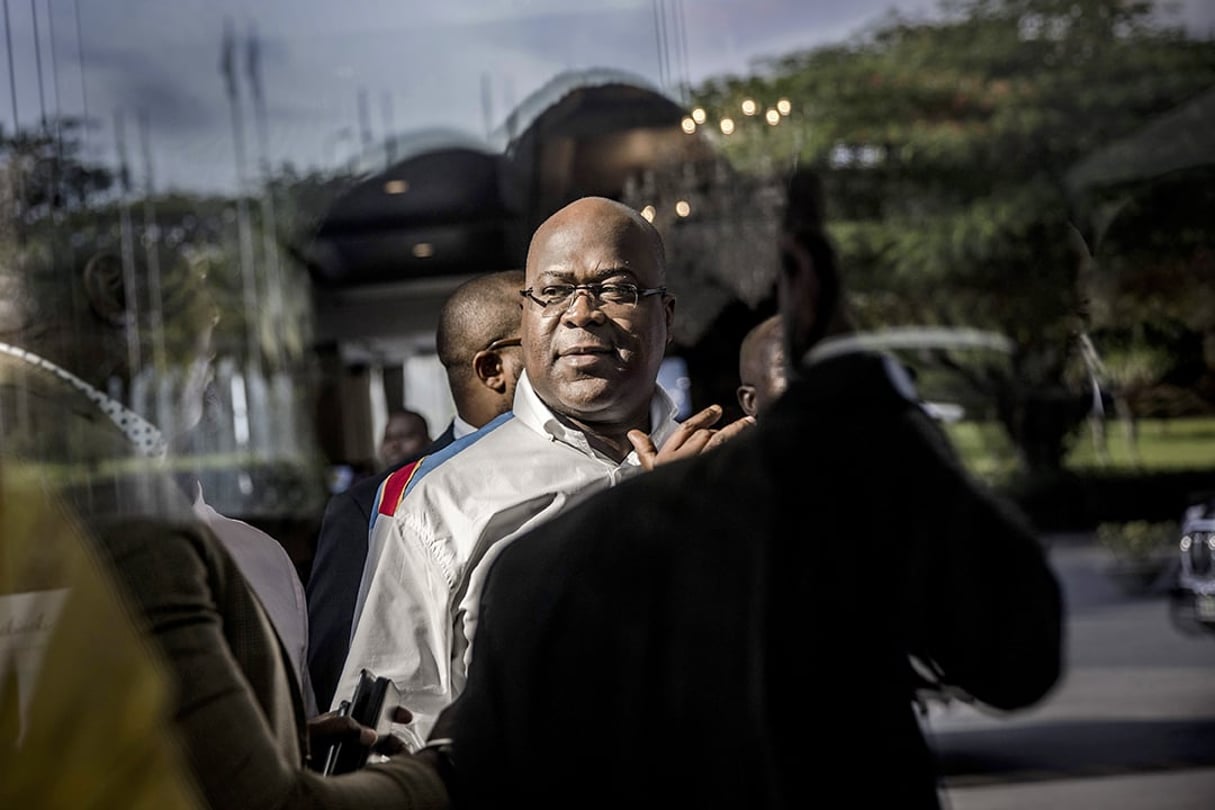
[323,670,404,775]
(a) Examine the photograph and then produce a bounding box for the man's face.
[521,202,674,426]
[380,414,428,468]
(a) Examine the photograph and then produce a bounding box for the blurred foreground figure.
[444,171,1064,809]
[0,243,446,808]
[0,465,202,809]
[736,314,787,418]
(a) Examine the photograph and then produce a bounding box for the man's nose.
[560,290,607,326]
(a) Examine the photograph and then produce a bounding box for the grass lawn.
[942,416,1215,482]
[1065,416,1215,470]
[942,420,1023,483]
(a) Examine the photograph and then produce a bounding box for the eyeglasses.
[520,282,667,313]
[482,337,522,352]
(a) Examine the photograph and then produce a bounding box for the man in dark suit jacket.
[441,172,1064,809]
[378,408,433,471]
[308,270,525,710]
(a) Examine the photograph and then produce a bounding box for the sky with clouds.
[3,0,1212,193]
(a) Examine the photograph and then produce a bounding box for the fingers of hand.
[310,714,371,747]
[374,732,407,756]
[627,429,659,468]
[680,404,723,433]
[670,429,714,456]
[705,416,755,450]
[650,429,714,467]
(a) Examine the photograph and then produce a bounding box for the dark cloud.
[79,43,223,132]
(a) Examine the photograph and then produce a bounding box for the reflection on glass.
[0,0,1209,529]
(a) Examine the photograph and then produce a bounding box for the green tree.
[691,0,1215,472]
[0,119,114,214]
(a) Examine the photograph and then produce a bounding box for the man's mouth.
[558,345,613,357]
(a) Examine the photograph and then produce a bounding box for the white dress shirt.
[335,371,679,748]
[193,486,318,717]
[451,414,477,440]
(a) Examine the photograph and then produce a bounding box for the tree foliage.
[692,0,1215,470]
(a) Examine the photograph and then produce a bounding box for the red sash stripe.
[376,459,423,518]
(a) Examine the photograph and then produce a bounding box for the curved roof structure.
[306,68,716,294]
[492,67,677,148]
[351,127,497,177]
[308,141,524,286]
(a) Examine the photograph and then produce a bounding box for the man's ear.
[472,349,508,393]
[737,385,757,418]
[82,252,128,327]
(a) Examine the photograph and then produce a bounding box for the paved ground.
[925,539,1215,809]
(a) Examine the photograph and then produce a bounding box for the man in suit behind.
[307,270,525,709]
[736,314,786,419]
[379,409,432,472]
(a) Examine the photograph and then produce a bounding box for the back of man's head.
[0,234,215,393]
[737,315,787,418]
[436,270,525,427]
[0,234,210,521]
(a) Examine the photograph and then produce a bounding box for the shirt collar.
[452,415,477,440]
[513,370,680,465]
[0,341,168,459]
[801,335,920,403]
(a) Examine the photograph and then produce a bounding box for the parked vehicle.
[1169,496,1215,635]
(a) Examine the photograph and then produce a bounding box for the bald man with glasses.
[336,197,752,749]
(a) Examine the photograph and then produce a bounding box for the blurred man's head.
[436,270,526,428]
[778,169,846,366]
[0,238,218,433]
[737,315,787,418]
[379,409,429,469]
[520,197,674,429]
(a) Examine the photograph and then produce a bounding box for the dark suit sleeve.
[306,426,454,711]
[898,408,1064,710]
[431,423,456,453]
[307,488,373,711]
